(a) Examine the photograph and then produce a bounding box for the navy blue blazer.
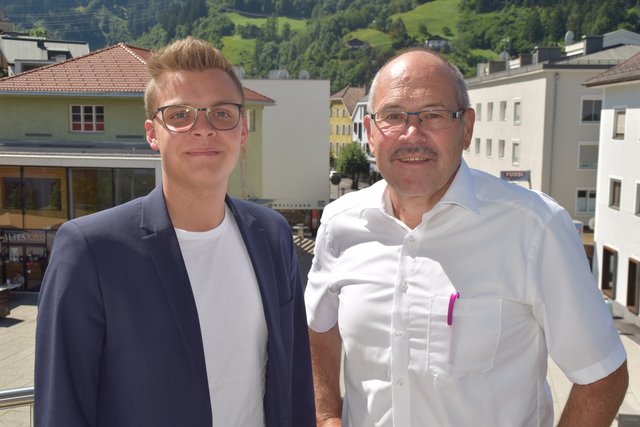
[35,186,315,427]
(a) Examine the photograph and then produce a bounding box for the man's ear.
[364,114,376,157]
[145,120,159,151]
[240,115,249,146]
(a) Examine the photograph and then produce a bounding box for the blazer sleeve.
[35,221,105,427]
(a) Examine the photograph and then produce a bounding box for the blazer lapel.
[139,186,208,378]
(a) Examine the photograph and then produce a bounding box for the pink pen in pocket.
[447,292,459,326]
[447,292,459,364]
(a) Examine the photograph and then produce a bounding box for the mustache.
[390,146,438,161]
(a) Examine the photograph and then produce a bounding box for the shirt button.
[396,378,404,386]
[400,282,409,293]
[407,236,415,243]
[394,330,403,336]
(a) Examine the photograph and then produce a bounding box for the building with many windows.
[584,52,640,323]
[329,85,365,159]
[0,43,275,290]
[464,30,640,224]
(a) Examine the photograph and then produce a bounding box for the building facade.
[329,85,365,159]
[0,43,273,290]
[465,31,640,223]
[585,52,640,324]
[0,33,90,77]
[241,78,331,233]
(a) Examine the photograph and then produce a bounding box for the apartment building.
[465,30,640,224]
[585,52,640,323]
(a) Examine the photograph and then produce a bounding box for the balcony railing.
[0,386,34,425]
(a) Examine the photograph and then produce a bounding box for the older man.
[305,49,628,427]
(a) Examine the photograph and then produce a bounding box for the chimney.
[583,35,604,55]
[533,46,563,64]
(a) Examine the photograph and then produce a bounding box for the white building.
[241,79,330,231]
[584,52,640,324]
[0,33,89,76]
[465,31,640,224]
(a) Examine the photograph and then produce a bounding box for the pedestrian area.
[1,269,640,426]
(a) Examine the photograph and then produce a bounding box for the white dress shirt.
[305,160,626,427]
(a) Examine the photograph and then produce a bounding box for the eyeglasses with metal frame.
[152,103,244,133]
[371,109,466,132]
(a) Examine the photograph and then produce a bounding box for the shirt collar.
[373,158,480,219]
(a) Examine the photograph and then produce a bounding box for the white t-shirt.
[305,160,626,427]
[176,205,267,427]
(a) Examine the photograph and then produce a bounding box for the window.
[512,141,520,165]
[601,246,617,298]
[342,124,347,135]
[576,189,596,215]
[0,166,68,229]
[581,99,602,123]
[498,139,506,159]
[613,109,626,139]
[578,144,598,169]
[486,138,493,157]
[513,101,522,125]
[70,105,104,132]
[342,109,346,117]
[487,102,493,121]
[609,179,621,209]
[67,167,155,219]
[628,258,640,315]
[247,110,255,132]
[336,125,340,135]
[499,101,507,121]
[636,183,640,216]
[475,103,482,121]
[474,138,481,155]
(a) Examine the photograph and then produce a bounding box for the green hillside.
[393,0,460,38]
[1,0,639,90]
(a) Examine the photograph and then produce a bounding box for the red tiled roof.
[0,43,150,93]
[0,43,274,103]
[584,51,640,87]
[330,85,366,115]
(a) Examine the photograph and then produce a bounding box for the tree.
[337,143,369,190]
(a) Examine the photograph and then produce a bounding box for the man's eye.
[173,112,190,119]
[383,112,405,122]
[211,110,232,118]
[421,112,446,120]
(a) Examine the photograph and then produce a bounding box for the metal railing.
[0,386,34,425]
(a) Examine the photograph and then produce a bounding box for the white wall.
[242,79,330,210]
[466,68,606,221]
[593,81,640,319]
[465,73,549,191]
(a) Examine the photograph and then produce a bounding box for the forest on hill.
[1,0,639,91]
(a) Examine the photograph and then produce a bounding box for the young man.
[305,49,628,427]
[35,37,315,427]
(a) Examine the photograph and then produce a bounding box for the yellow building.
[329,86,366,161]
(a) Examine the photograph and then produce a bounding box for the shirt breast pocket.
[427,297,502,381]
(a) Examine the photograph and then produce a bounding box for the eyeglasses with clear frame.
[152,103,243,133]
[371,109,466,133]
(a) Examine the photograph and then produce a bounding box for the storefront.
[0,153,160,291]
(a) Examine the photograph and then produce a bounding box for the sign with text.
[500,170,530,181]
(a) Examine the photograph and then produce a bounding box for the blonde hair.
[144,37,244,118]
